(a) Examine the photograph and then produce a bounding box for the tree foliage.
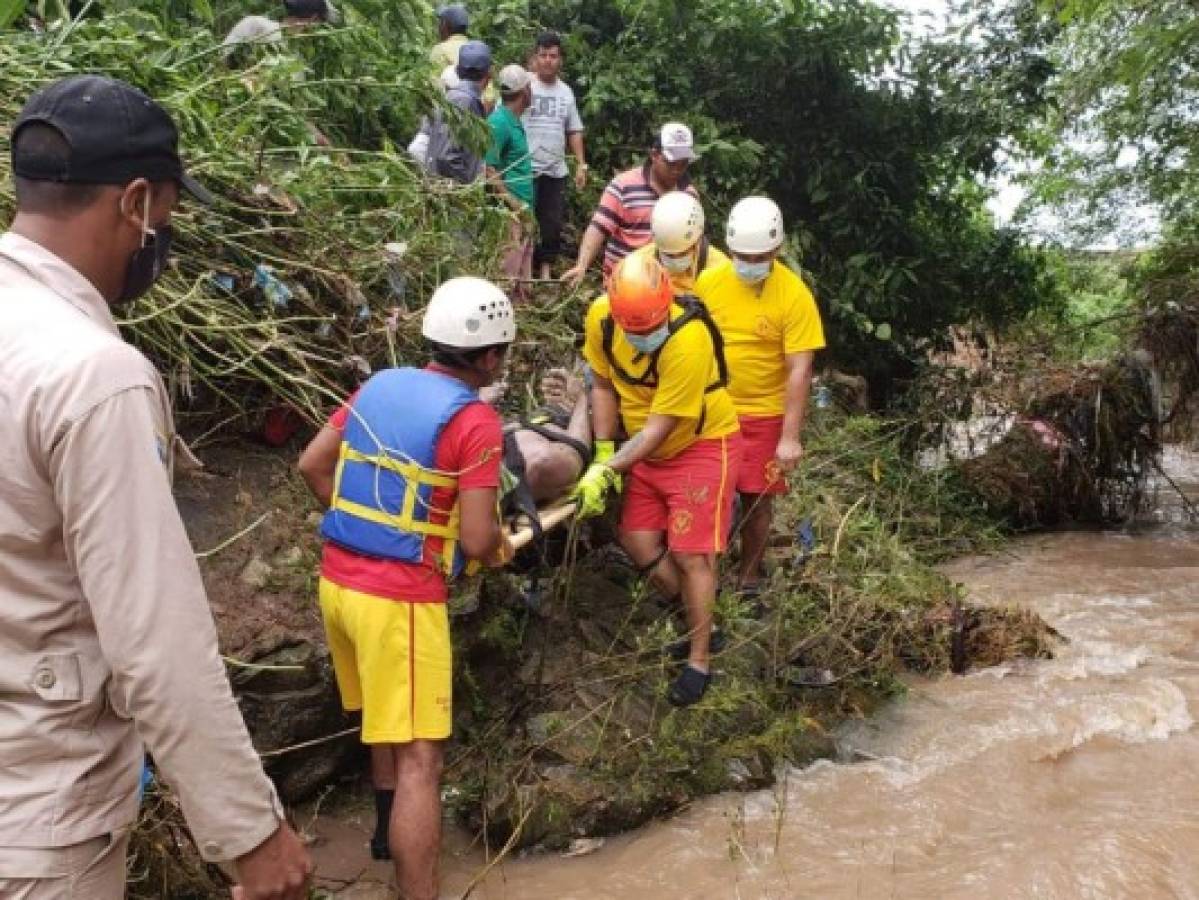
[5,0,1065,402]
[473,0,1060,388]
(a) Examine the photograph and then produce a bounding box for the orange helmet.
[608,253,674,333]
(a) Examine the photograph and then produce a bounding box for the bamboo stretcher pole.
[507,500,578,552]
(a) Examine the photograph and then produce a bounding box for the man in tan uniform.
[0,76,312,899]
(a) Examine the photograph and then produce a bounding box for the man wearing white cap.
[562,123,699,288]
[485,65,536,289]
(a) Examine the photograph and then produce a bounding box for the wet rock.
[239,555,274,590]
[272,545,306,569]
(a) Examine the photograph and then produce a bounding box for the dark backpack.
[600,295,729,433]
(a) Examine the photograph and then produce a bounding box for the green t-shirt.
[484,105,535,208]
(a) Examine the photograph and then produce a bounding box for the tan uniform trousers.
[0,830,129,900]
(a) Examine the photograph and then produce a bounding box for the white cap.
[658,122,696,162]
[726,196,785,254]
[497,64,532,94]
[422,277,516,348]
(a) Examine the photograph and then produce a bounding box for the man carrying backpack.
[574,254,742,706]
[419,40,493,183]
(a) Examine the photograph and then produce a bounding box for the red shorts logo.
[763,460,782,486]
[687,484,710,505]
[670,509,694,536]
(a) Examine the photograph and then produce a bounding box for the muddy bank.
[158,412,1056,885]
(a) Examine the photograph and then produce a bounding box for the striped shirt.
[590,162,697,275]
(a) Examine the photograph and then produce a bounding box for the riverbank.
[133,409,1059,898]
[305,450,1199,899]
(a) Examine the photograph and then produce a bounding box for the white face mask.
[627,323,671,354]
[659,250,692,274]
[734,258,772,284]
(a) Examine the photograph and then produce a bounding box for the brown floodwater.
[320,451,1199,900]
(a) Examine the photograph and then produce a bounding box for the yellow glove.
[591,441,621,492]
[593,439,616,465]
[573,463,618,519]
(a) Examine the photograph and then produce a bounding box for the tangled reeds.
[913,344,1161,527]
[0,9,516,434]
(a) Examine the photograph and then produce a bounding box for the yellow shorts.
[318,578,452,743]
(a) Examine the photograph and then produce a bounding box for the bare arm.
[485,164,525,212]
[568,131,587,188]
[590,373,621,441]
[457,486,502,559]
[776,351,816,472]
[297,424,341,508]
[607,413,678,473]
[562,223,607,285]
[567,131,586,168]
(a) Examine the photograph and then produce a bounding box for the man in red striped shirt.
[562,123,699,287]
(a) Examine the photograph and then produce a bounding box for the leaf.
[871,458,882,483]
[0,0,27,28]
[874,322,892,341]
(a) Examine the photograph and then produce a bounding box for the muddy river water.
[323,453,1199,899]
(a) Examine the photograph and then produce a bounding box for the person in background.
[0,74,311,900]
[695,197,825,600]
[562,122,698,287]
[574,254,742,706]
[523,30,587,280]
[416,39,492,184]
[430,3,498,110]
[221,0,339,56]
[485,64,536,293]
[628,191,727,295]
[297,278,515,900]
[408,64,461,167]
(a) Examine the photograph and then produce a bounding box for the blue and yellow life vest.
[320,367,479,576]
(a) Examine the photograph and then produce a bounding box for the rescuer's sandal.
[667,665,712,707]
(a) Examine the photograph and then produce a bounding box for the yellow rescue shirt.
[629,240,730,295]
[695,259,826,417]
[583,294,739,460]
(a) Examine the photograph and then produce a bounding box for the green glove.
[573,463,618,519]
[593,439,616,465]
[591,440,622,492]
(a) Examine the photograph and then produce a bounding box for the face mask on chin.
[733,257,772,285]
[627,323,671,354]
[116,187,173,304]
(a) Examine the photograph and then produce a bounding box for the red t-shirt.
[320,366,503,602]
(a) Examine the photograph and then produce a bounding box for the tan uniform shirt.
[0,232,282,864]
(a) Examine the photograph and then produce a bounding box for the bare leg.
[737,493,774,587]
[620,529,682,599]
[371,745,396,790]
[673,552,718,672]
[390,740,444,900]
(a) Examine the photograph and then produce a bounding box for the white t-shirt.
[522,77,584,179]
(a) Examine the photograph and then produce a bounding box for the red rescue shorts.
[736,415,787,496]
[620,434,743,554]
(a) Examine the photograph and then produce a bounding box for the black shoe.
[665,627,726,661]
[369,835,391,861]
[667,665,712,707]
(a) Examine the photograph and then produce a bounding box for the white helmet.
[422,277,516,348]
[726,196,785,254]
[652,191,705,254]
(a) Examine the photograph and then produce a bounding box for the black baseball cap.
[12,74,213,205]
